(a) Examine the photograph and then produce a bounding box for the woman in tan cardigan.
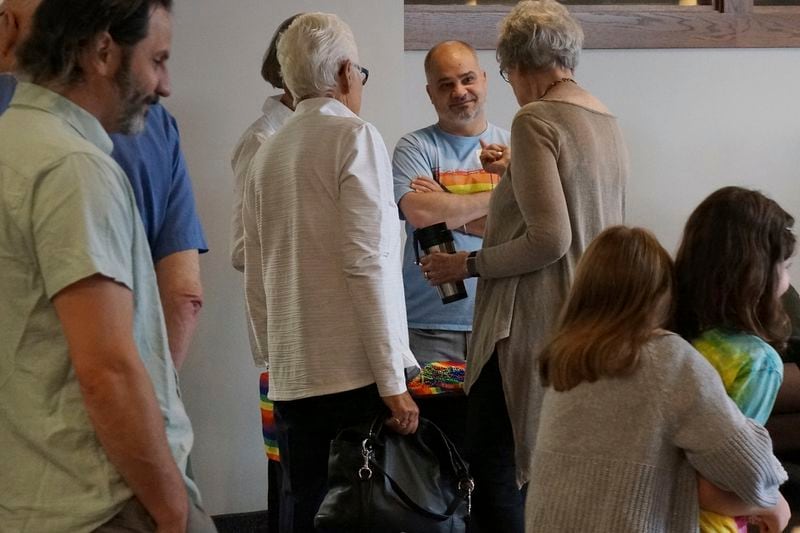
[420,1,628,530]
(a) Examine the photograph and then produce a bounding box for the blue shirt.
[392,123,510,330]
[0,73,207,261]
[0,74,13,111]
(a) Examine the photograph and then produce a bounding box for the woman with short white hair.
[278,13,361,105]
[420,1,628,531]
[242,12,419,533]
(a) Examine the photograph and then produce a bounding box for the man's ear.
[0,9,21,72]
[80,31,122,79]
[337,59,352,95]
[425,84,433,103]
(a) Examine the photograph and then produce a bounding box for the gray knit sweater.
[526,333,786,532]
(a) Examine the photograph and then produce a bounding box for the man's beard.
[448,100,483,125]
[115,52,156,135]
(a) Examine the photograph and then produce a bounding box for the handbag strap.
[367,457,466,521]
[369,416,470,479]
[364,416,475,519]
[417,418,475,516]
[423,418,470,480]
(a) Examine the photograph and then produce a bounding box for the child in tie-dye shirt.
[676,186,794,533]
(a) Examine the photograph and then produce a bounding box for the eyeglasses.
[355,64,369,86]
[499,68,510,83]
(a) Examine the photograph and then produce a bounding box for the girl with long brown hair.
[675,186,795,532]
[526,226,788,532]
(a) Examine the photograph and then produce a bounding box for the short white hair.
[277,12,359,103]
[497,0,584,73]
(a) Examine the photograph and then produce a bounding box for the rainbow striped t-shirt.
[392,122,509,332]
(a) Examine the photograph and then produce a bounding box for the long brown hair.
[675,186,795,350]
[540,226,674,391]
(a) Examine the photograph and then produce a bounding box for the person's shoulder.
[405,123,439,140]
[726,330,775,354]
[511,103,559,135]
[485,122,511,143]
[306,113,387,160]
[695,328,779,363]
[317,106,368,134]
[1,88,113,178]
[294,100,384,152]
[517,99,612,120]
[38,150,130,208]
[644,330,693,354]
[231,118,270,169]
[640,332,734,406]
[44,128,118,170]
[642,331,711,374]
[396,124,442,150]
[239,113,276,143]
[347,117,384,142]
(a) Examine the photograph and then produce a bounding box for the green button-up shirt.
[0,82,198,532]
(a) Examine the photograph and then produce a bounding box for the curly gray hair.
[496,0,584,73]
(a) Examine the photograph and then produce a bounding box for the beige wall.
[404,47,800,254]
[169,0,800,515]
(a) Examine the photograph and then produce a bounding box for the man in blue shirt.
[0,0,207,370]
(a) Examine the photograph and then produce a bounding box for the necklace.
[538,77,576,100]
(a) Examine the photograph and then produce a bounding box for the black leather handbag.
[314,416,474,533]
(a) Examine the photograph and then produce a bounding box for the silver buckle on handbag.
[358,438,374,480]
[459,478,475,516]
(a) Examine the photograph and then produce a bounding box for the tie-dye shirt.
[692,328,784,533]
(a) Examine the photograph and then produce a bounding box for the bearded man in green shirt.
[0,1,215,531]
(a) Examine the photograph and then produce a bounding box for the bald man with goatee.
[391,40,509,451]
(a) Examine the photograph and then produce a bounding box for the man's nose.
[157,71,172,98]
[451,82,468,99]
